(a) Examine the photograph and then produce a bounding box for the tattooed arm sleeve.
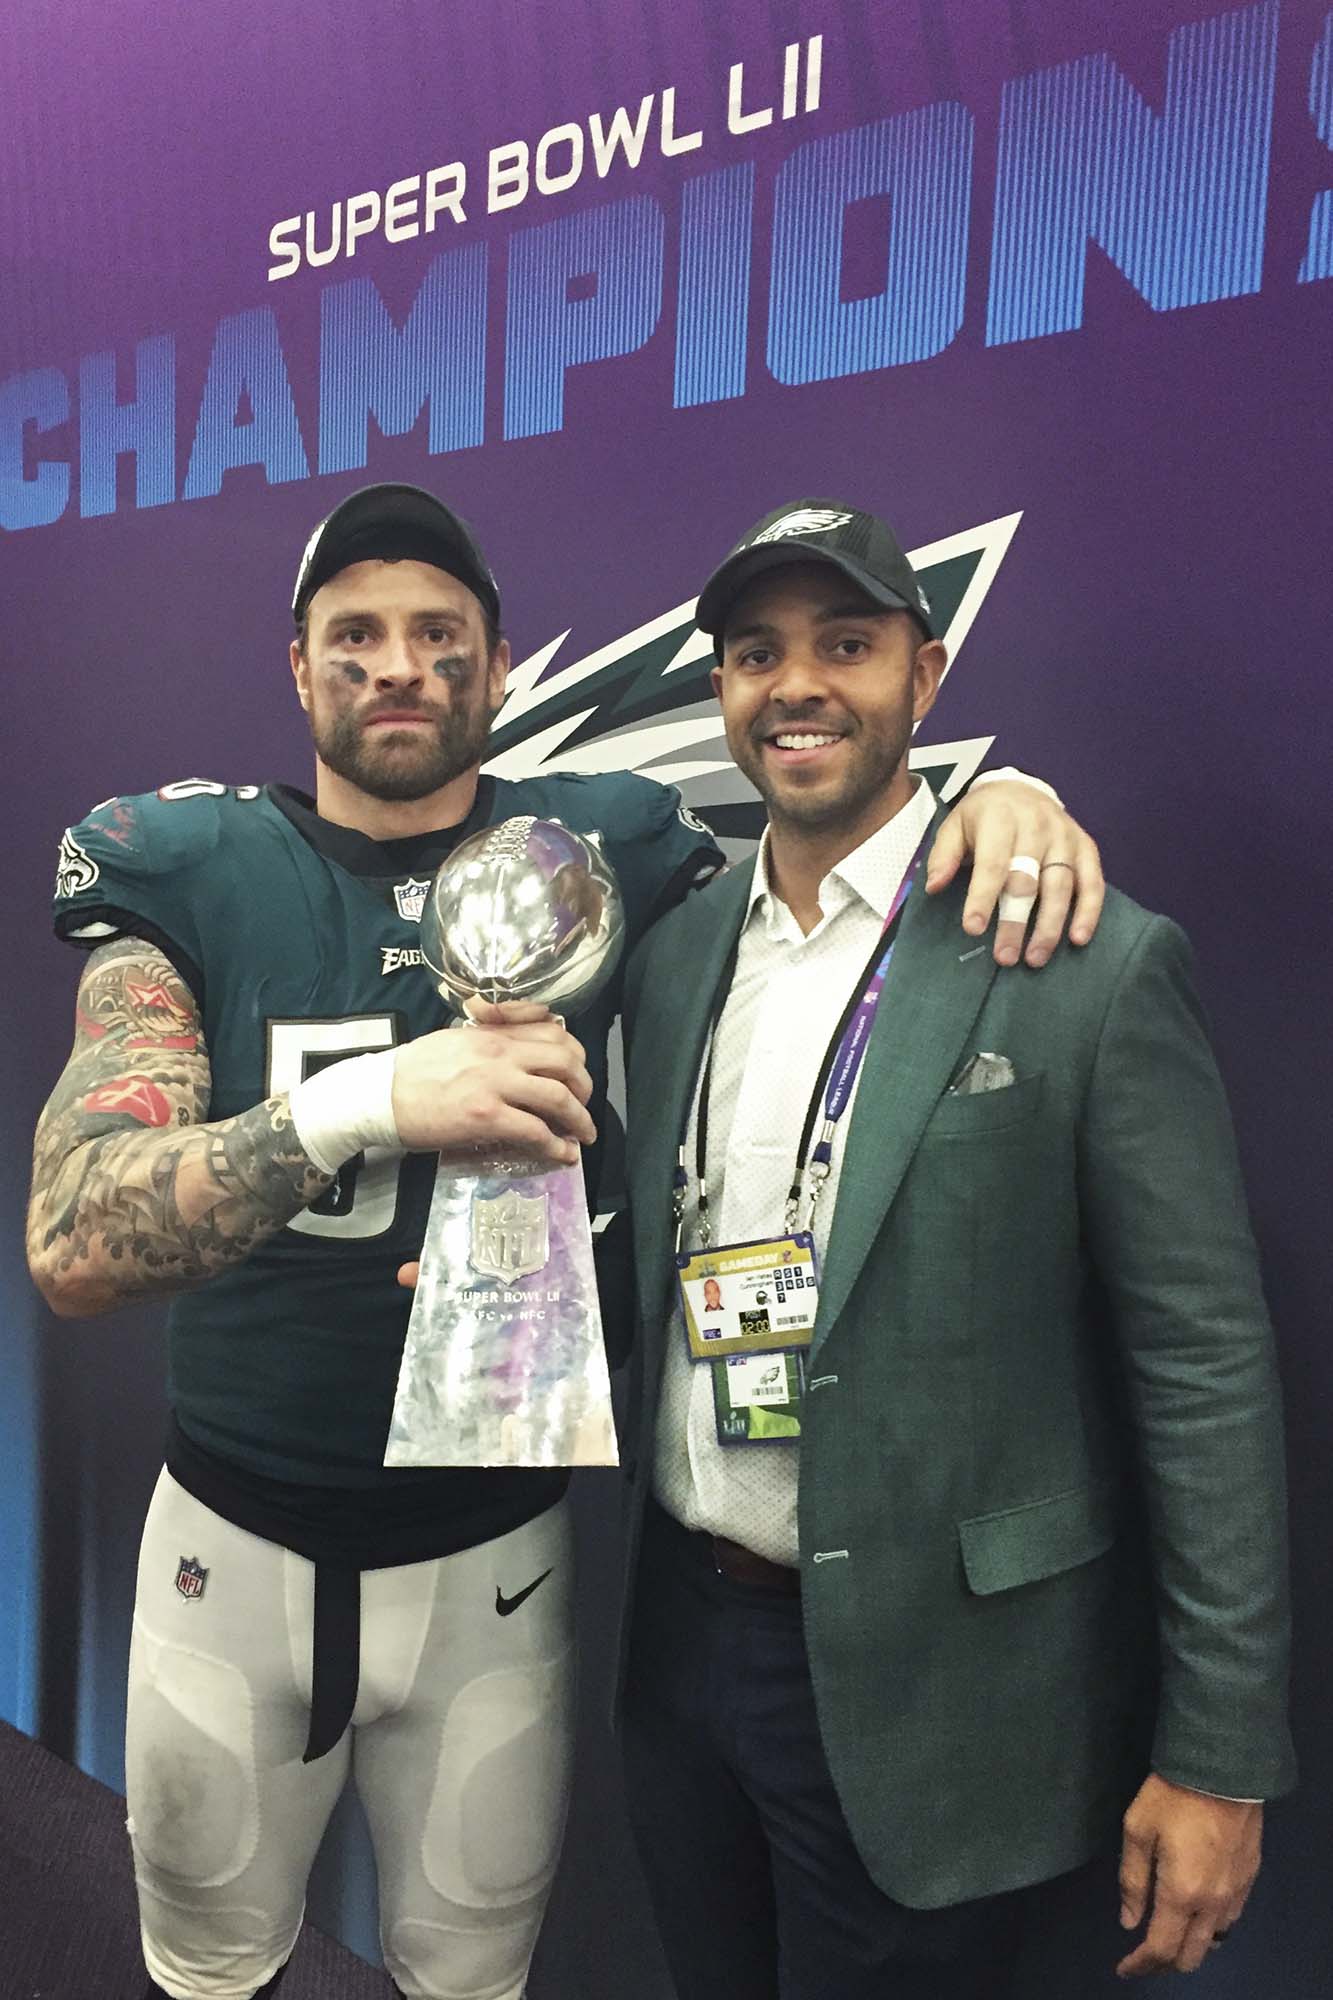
[27,939,333,1317]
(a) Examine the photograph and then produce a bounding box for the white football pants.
[126,1471,575,2000]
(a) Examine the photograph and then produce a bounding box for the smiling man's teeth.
[773,733,840,749]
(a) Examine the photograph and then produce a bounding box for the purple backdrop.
[3,0,1330,1989]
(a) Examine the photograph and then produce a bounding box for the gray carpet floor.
[0,1719,392,1999]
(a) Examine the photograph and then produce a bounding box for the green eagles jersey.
[53,773,720,1486]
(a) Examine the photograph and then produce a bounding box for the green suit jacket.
[616,843,1295,1910]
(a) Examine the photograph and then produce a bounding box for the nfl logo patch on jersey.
[174,1556,208,1600]
[393,877,431,923]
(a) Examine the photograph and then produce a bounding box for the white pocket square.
[948,1052,1016,1095]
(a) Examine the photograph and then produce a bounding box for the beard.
[312,697,494,802]
[731,697,915,834]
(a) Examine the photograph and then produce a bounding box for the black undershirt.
[167,1412,567,1569]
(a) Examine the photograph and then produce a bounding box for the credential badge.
[55,829,99,898]
[174,1556,208,1600]
[470,1189,550,1283]
[393,877,431,923]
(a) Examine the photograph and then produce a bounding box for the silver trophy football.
[384,817,624,1468]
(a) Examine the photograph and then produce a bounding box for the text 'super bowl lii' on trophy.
[384,817,624,1469]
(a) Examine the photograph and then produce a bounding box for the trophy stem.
[384,1154,619,1470]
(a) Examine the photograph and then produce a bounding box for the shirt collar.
[747,776,937,932]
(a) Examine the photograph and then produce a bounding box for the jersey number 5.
[267,1016,402,1239]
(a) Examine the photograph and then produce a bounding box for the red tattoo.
[127,1035,199,1051]
[75,1006,109,1040]
[84,1074,174,1126]
[127,978,192,1025]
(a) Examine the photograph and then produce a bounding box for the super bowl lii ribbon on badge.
[384,817,623,1470]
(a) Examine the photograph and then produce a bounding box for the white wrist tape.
[969,766,1063,808]
[287,1048,400,1176]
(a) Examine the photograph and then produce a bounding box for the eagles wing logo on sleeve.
[56,829,100,898]
[483,511,1023,849]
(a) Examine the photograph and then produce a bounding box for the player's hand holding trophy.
[384,817,623,1469]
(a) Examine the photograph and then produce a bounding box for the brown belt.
[710,1533,801,1594]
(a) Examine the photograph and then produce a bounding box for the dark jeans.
[621,1499,1133,2000]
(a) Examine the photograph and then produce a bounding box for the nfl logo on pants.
[174,1556,208,1600]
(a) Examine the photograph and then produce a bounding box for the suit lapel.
[811,880,999,1358]
[627,859,755,1336]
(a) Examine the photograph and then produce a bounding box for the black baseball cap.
[292,482,501,628]
[695,499,936,652]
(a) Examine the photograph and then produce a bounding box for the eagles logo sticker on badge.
[174,1556,208,1600]
[393,876,431,923]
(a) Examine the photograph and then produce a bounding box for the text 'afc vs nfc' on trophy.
[384,817,625,1469]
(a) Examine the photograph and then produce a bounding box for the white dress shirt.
[652,777,936,1565]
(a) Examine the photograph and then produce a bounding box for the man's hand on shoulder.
[924,773,1104,968]
[1115,1773,1262,1978]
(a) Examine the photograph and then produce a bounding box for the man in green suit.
[614,501,1293,1997]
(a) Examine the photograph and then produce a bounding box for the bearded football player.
[27,483,1104,2000]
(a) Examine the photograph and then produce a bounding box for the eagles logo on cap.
[695,496,939,648]
[748,508,854,547]
[292,519,330,618]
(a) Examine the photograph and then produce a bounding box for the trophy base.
[384,1155,619,1469]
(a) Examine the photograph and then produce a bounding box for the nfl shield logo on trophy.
[470,1189,550,1283]
[175,1556,208,1600]
[393,877,431,923]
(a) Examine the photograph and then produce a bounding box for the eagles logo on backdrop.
[481,510,1024,843]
